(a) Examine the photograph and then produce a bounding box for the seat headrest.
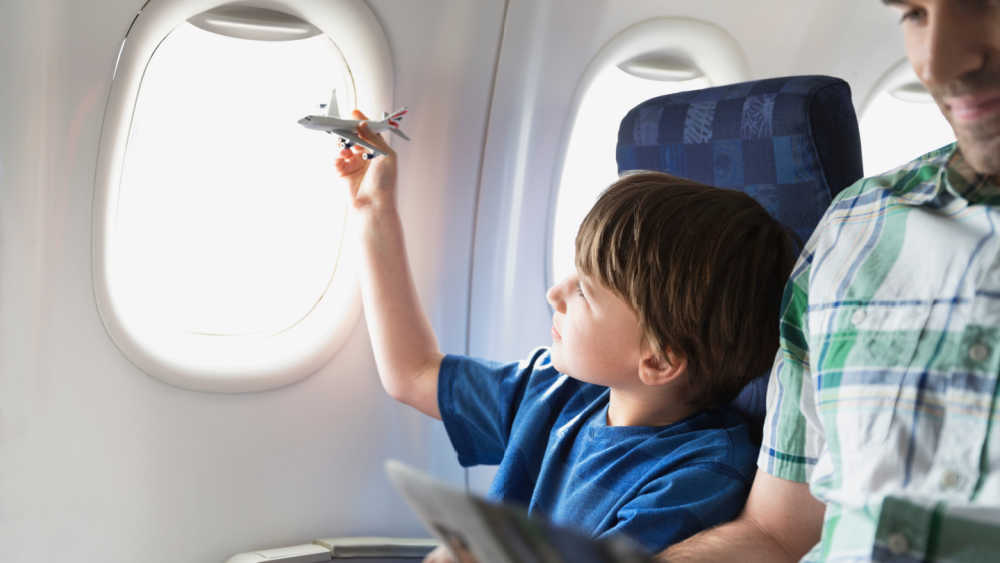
[616,75,862,245]
[615,75,864,442]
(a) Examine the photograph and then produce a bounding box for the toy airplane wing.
[335,128,384,157]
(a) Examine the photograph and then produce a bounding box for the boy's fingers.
[335,154,365,176]
[352,109,369,121]
[357,121,393,154]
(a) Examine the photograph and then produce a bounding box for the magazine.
[385,460,654,563]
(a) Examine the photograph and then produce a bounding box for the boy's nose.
[546,281,566,313]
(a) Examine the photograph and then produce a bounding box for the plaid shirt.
[760,143,1000,562]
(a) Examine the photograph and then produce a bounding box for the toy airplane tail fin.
[383,107,410,141]
[322,90,340,117]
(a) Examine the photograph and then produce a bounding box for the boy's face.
[545,271,644,387]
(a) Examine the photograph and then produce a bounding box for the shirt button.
[969,343,991,363]
[851,309,867,326]
[888,532,909,555]
[941,470,961,489]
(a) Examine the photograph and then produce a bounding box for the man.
[662,1,1000,561]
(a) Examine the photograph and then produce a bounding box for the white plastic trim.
[546,17,749,288]
[93,0,392,392]
[859,57,931,114]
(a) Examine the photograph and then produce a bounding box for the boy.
[334,112,797,556]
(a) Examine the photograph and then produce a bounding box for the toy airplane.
[297,90,409,159]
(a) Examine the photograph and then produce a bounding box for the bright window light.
[860,63,955,177]
[551,67,708,284]
[114,22,351,336]
[860,92,954,176]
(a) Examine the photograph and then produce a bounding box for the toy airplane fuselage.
[297,90,409,159]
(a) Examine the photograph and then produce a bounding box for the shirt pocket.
[810,303,932,449]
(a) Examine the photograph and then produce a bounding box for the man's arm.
[336,113,442,420]
[660,471,825,562]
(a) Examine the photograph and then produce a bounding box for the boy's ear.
[638,344,687,387]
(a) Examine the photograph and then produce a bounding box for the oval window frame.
[859,57,931,112]
[857,57,955,176]
[93,0,393,392]
[546,17,750,289]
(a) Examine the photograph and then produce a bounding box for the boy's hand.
[334,109,397,211]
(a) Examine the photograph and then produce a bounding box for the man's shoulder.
[832,142,956,206]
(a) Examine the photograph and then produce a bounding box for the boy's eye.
[575,282,585,297]
[898,7,925,24]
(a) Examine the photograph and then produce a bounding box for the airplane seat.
[615,75,863,444]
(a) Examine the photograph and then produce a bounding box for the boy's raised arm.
[335,111,442,420]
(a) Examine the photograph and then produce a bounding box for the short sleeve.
[437,348,555,467]
[757,239,824,482]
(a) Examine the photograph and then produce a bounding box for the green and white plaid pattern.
[760,143,1000,562]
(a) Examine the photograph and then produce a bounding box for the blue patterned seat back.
[616,75,863,443]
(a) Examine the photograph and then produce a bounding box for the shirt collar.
[888,143,1000,206]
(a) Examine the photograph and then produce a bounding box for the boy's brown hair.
[575,171,797,410]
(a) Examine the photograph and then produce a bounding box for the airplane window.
[860,59,955,176]
[551,71,708,284]
[549,18,748,285]
[93,1,392,391]
[116,22,348,336]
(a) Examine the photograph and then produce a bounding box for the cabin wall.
[1,0,907,561]
[1,1,502,561]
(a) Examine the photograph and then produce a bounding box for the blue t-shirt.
[437,348,757,553]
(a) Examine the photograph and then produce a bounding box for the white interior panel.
[0,0,503,560]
